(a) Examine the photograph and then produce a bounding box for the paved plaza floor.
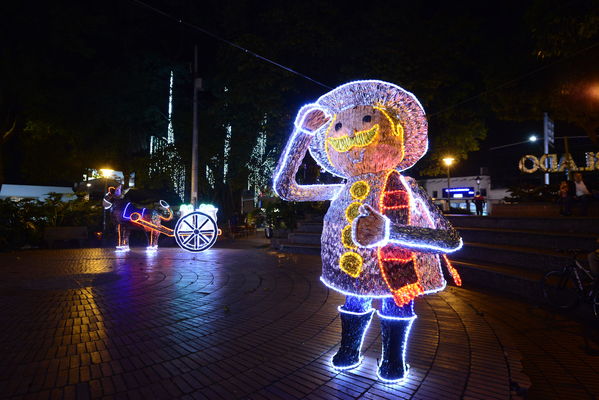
[1,239,598,399]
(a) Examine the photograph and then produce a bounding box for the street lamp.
[101,168,114,235]
[442,157,455,210]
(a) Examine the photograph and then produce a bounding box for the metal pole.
[564,137,571,180]
[190,45,199,207]
[543,113,550,185]
[446,165,451,209]
[102,178,107,233]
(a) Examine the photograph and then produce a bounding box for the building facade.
[418,175,508,215]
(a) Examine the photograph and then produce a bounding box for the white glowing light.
[336,306,375,315]
[330,358,363,371]
[179,204,194,217]
[247,118,275,204]
[198,204,219,221]
[442,157,454,167]
[100,168,114,178]
[167,71,174,144]
[376,313,416,384]
[376,365,410,385]
[206,165,215,189]
[223,125,232,183]
[376,310,417,322]
[387,237,463,253]
[179,203,218,221]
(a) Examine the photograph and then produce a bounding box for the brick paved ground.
[0,241,598,399]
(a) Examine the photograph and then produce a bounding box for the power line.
[131,0,598,116]
[129,0,332,90]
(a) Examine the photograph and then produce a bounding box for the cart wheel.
[174,211,218,252]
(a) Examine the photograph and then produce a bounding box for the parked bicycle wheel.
[542,269,579,309]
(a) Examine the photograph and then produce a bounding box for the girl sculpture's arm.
[273,105,343,202]
[352,181,462,253]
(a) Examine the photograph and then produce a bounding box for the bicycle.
[542,249,599,317]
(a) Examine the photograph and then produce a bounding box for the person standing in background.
[568,173,592,216]
[473,191,486,216]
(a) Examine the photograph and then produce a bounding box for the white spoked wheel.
[174,211,218,252]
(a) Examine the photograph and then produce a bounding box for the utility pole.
[190,45,200,207]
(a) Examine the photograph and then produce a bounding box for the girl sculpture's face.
[325,105,405,177]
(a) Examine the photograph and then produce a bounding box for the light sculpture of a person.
[273,80,462,383]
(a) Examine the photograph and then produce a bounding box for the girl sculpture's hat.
[308,80,428,177]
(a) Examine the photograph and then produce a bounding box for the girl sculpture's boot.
[377,313,416,383]
[331,307,374,370]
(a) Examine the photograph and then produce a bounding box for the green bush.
[504,183,559,203]
[0,193,102,250]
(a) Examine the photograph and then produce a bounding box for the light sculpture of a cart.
[129,203,220,252]
[173,205,219,252]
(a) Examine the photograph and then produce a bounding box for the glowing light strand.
[376,312,416,384]
[272,106,343,201]
[327,124,379,152]
[443,254,462,286]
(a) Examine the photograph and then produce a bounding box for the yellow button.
[340,251,363,278]
[350,180,370,200]
[345,202,362,222]
[341,225,356,249]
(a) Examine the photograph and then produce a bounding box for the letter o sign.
[519,155,539,173]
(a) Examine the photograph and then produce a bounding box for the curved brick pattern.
[0,246,597,399]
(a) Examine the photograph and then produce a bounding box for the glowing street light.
[586,83,599,101]
[529,135,538,142]
[442,157,455,167]
[442,157,455,204]
[100,168,114,178]
[100,168,114,235]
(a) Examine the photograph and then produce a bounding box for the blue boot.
[331,307,374,370]
[377,312,416,383]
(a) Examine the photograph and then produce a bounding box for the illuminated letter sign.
[519,152,599,174]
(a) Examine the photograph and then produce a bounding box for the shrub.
[0,193,102,250]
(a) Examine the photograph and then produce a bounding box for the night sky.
[1,0,597,195]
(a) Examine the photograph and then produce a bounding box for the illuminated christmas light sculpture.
[104,187,220,252]
[104,187,173,251]
[273,80,462,383]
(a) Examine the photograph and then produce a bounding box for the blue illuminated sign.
[442,187,475,198]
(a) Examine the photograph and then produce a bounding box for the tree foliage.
[1,0,597,216]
